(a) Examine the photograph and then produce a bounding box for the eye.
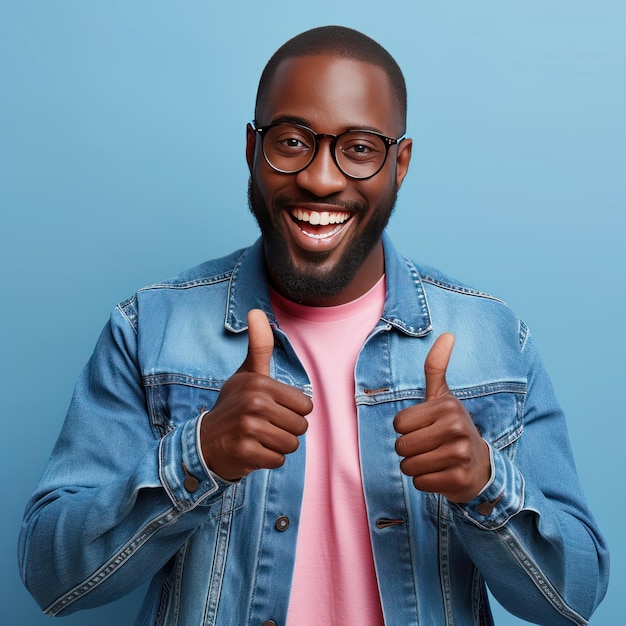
[346,143,371,154]
[339,133,384,162]
[281,137,306,149]
[266,126,313,157]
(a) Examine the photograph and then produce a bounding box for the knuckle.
[234,437,256,461]
[440,394,459,409]
[445,441,471,467]
[447,418,469,439]
[238,414,260,436]
[439,395,463,416]
[246,393,266,413]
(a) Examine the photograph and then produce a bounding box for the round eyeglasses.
[253,122,405,180]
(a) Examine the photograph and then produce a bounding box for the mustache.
[273,192,367,215]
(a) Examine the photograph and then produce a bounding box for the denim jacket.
[19,234,608,625]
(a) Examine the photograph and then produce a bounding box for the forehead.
[258,55,401,135]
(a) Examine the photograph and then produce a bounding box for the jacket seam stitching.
[497,527,588,625]
[202,489,237,625]
[420,275,505,303]
[43,507,180,616]
[137,273,233,292]
[437,496,454,625]
[117,298,138,335]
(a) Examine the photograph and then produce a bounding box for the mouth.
[290,208,352,240]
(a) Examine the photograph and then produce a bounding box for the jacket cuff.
[158,413,231,511]
[455,442,525,529]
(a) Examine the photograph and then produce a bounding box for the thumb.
[240,309,274,376]
[424,333,455,400]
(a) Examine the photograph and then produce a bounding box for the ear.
[246,123,257,174]
[394,138,412,188]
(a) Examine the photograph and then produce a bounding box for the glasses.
[253,122,405,180]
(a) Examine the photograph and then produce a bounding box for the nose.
[294,138,348,197]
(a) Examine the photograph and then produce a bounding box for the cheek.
[253,167,287,203]
[360,175,397,208]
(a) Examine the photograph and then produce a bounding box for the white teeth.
[292,209,350,225]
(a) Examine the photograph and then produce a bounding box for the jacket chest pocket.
[456,381,526,457]
[144,373,225,438]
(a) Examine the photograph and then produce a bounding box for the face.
[247,54,412,306]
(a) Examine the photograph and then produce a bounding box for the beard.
[248,177,398,304]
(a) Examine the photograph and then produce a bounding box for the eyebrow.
[266,114,310,127]
[262,114,386,135]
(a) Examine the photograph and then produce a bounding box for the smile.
[290,208,352,240]
[291,208,351,226]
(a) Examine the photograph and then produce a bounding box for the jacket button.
[275,516,290,531]
[184,475,200,492]
[262,621,277,626]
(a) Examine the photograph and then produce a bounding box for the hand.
[199,309,313,481]
[393,333,491,502]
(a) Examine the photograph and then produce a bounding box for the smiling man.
[20,26,608,625]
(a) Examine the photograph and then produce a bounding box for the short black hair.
[255,25,407,130]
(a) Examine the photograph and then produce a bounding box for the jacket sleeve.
[18,303,232,616]
[452,330,609,625]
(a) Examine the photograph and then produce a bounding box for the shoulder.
[113,246,249,332]
[411,261,530,352]
[416,263,505,305]
[141,247,247,292]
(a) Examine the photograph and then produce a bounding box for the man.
[20,26,608,625]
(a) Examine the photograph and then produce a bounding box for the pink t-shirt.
[270,277,387,626]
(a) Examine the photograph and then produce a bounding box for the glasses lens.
[336,131,387,179]
[262,125,315,174]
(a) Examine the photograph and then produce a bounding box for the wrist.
[196,410,239,485]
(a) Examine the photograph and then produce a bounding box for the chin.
[271,260,353,303]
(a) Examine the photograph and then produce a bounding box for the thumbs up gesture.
[200,309,313,481]
[393,333,491,503]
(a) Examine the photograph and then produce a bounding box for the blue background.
[1,2,624,624]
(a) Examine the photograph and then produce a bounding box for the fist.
[393,333,491,503]
[200,309,313,481]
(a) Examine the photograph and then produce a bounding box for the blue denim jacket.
[19,234,608,625]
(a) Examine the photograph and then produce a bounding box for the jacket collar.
[225,232,432,337]
[380,232,432,337]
